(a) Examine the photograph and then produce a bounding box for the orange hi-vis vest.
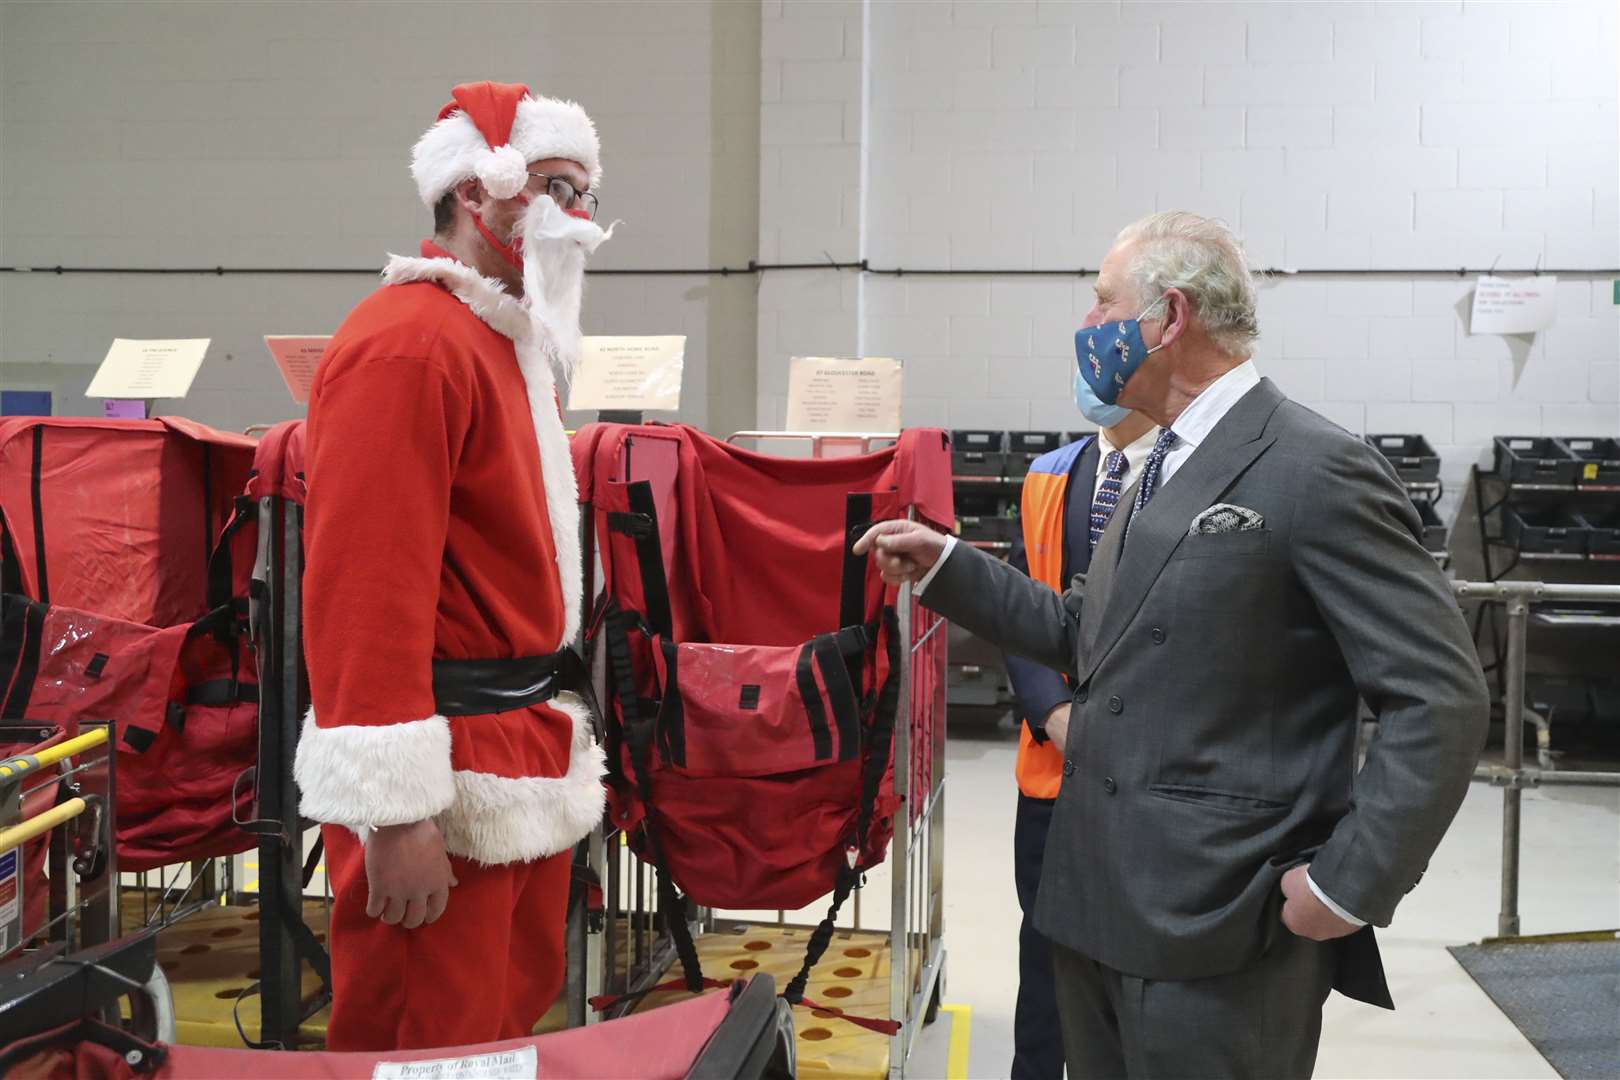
[1014,437,1093,799]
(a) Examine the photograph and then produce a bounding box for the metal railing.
[1453,580,1620,939]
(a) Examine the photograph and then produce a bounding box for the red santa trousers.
[322,825,571,1052]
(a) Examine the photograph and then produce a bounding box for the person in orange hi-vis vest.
[294,81,613,1052]
[1004,407,1158,1080]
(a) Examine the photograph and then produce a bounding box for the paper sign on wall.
[785,356,903,433]
[1470,275,1558,335]
[264,335,331,404]
[85,338,210,400]
[567,336,685,412]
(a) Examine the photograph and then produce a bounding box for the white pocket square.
[1189,503,1266,535]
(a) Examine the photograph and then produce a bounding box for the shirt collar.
[1169,360,1261,451]
[1096,424,1163,485]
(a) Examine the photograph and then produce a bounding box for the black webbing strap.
[783,606,902,1006]
[840,494,875,737]
[610,481,674,640]
[0,513,20,598]
[605,606,703,994]
[657,639,685,767]
[206,496,254,612]
[30,426,48,605]
[840,494,873,631]
[185,679,259,708]
[0,594,45,722]
[794,642,834,762]
[812,634,862,763]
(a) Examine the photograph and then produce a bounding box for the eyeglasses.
[527,172,598,221]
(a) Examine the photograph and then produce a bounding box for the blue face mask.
[1073,296,1168,406]
[1073,366,1132,427]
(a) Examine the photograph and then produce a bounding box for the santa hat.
[410,81,601,207]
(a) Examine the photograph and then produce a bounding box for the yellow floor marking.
[940,1003,972,1080]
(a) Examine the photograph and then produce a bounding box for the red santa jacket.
[294,241,604,866]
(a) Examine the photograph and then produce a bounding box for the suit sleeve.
[923,540,1082,681]
[1291,440,1488,926]
[1003,531,1075,741]
[294,348,471,830]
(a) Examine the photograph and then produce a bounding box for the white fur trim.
[294,711,455,829]
[381,254,531,341]
[434,695,607,865]
[478,144,529,200]
[412,95,601,206]
[514,320,585,647]
[379,250,583,647]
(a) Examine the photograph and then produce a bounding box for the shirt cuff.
[913,534,957,596]
[1307,870,1367,927]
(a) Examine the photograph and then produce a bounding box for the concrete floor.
[896,730,1619,1080]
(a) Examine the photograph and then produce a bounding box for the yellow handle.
[0,797,87,855]
[0,727,110,783]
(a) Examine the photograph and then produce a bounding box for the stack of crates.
[1365,434,1448,555]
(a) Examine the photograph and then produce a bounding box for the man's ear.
[453,178,487,217]
[1160,288,1190,348]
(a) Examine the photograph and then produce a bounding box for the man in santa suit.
[294,81,611,1052]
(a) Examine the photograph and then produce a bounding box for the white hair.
[1114,211,1260,357]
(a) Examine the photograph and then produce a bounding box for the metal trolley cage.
[243,462,332,1047]
[568,430,948,1078]
[0,724,180,1044]
[1454,580,1620,940]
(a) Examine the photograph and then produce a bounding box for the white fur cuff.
[294,711,455,829]
[434,695,607,866]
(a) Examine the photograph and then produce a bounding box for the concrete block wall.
[4,0,1616,490]
[0,0,761,435]
[757,0,1619,507]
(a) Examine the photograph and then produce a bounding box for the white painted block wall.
[0,0,761,435]
[3,0,1615,488]
[758,0,1619,506]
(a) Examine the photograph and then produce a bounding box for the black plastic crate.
[1525,674,1592,720]
[1493,436,1579,485]
[1416,499,1448,552]
[1592,679,1620,723]
[947,662,1008,707]
[1007,431,1066,472]
[1066,430,1097,446]
[950,429,1007,477]
[1366,434,1441,482]
[1559,436,1620,486]
[954,488,1007,519]
[957,515,1020,544]
[1502,506,1587,554]
[1578,505,1620,556]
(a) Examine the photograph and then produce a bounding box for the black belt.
[431,649,591,718]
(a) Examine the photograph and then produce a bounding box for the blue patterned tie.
[1125,427,1180,537]
[1088,449,1127,552]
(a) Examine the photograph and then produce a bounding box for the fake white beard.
[517,197,615,383]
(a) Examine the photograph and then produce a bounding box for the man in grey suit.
[856,211,1488,1078]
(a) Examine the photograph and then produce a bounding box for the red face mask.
[472,200,593,270]
[470,194,531,272]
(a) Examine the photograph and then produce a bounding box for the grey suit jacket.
[923,378,1488,991]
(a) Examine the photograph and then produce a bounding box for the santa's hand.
[853,521,947,586]
[365,819,459,929]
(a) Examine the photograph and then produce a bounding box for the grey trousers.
[1051,931,1336,1080]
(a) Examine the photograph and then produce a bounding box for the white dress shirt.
[1160,358,1260,487]
[1096,423,1161,500]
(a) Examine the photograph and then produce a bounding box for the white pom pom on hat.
[410,81,601,208]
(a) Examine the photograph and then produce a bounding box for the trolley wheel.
[923,980,942,1026]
